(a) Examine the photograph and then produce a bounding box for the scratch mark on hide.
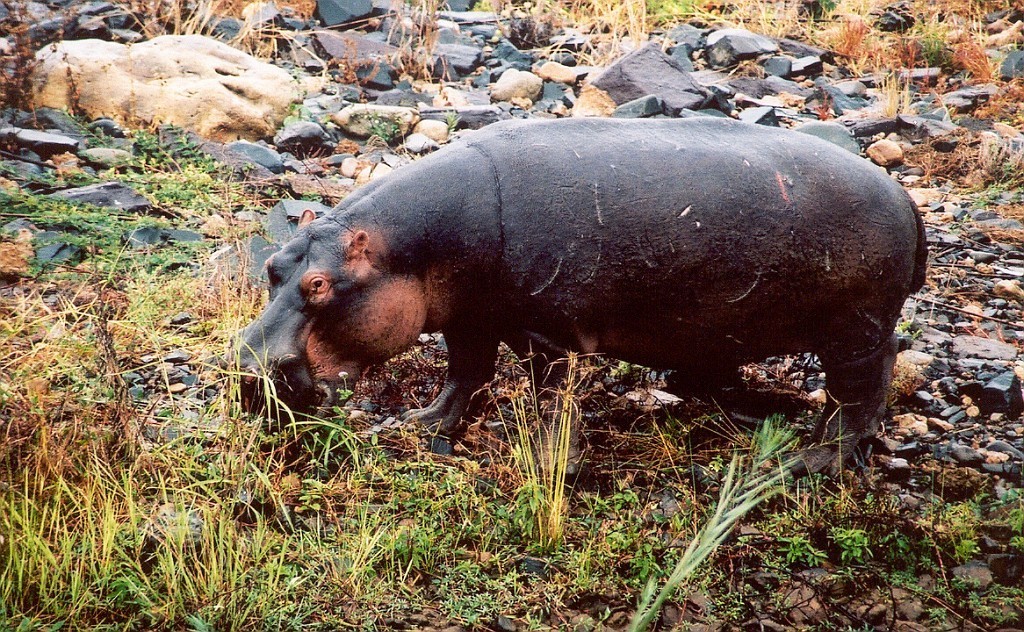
[726,270,763,303]
[531,258,563,296]
[593,182,603,225]
[775,171,792,205]
[583,253,601,282]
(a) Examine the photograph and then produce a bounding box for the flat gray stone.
[315,0,373,27]
[52,181,152,213]
[0,127,81,159]
[1001,50,1024,80]
[951,561,993,589]
[79,147,132,167]
[705,28,778,68]
[588,41,710,115]
[738,105,779,126]
[432,42,483,79]
[951,335,1018,360]
[612,94,664,118]
[311,30,398,64]
[226,140,284,174]
[795,121,861,154]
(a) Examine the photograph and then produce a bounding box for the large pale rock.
[866,138,904,167]
[490,69,543,103]
[571,85,616,118]
[536,61,580,85]
[413,119,450,143]
[332,104,419,139]
[31,36,300,142]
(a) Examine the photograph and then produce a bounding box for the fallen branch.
[917,295,1024,328]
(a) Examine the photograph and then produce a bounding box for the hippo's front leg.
[401,326,498,437]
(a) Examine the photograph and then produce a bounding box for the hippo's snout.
[235,336,322,419]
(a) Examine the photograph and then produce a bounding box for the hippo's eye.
[302,272,332,302]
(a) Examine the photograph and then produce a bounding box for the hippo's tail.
[910,197,928,292]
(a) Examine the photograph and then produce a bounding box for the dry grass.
[505,355,583,551]
[977,133,1024,187]
[557,0,650,65]
[979,204,1024,245]
[806,0,1011,77]
[952,35,996,81]
[124,0,222,38]
[121,0,315,39]
[722,0,806,40]
[0,4,40,111]
[828,14,872,60]
[905,128,1024,190]
[975,84,1024,128]
[394,0,443,81]
[878,71,914,117]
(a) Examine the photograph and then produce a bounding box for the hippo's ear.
[298,209,317,228]
[345,230,370,261]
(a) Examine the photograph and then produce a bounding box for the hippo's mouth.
[313,378,351,412]
[308,368,361,414]
[237,351,360,421]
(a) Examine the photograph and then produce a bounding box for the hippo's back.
[458,118,922,367]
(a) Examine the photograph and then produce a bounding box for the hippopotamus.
[236,117,927,473]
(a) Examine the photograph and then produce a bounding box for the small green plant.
[287,402,358,474]
[779,534,828,567]
[646,0,703,24]
[368,115,402,144]
[830,527,872,565]
[609,360,647,385]
[297,479,327,513]
[445,111,460,135]
[1007,506,1024,552]
[879,531,916,566]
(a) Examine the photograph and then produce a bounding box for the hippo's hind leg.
[799,332,899,474]
[401,325,498,438]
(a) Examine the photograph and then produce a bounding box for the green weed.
[830,526,872,565]
[367,115,402,144]
[779,533,828,566]
[629,416,796,631]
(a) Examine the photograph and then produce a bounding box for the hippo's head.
[236,209,428,418]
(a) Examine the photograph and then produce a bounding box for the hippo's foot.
[533,428,583,478]
[400,403,456,434]
[796,332,898,475]
[528,394,585,479]
[789,439,873,477]
[400,376,478,437]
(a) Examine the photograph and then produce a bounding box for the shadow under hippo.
[235,116,927,474]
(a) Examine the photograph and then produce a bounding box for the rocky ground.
[2,0,1024,630]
